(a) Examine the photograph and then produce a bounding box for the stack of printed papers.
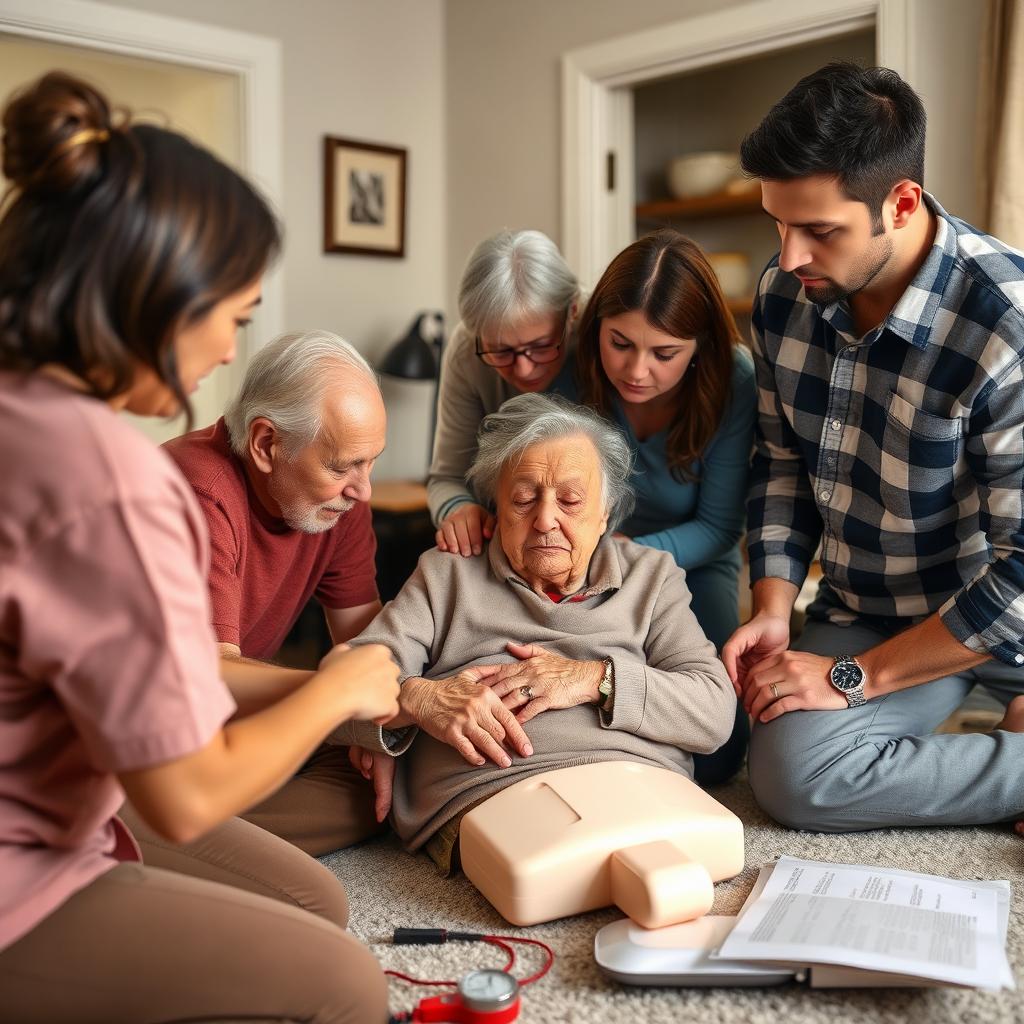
[714,857,1014,991]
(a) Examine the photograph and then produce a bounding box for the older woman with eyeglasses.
[428,230,583,557]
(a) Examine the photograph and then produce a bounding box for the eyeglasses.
[474,313,571,368]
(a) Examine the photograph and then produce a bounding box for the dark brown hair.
[0,71,281,422]
[576,230,740,481]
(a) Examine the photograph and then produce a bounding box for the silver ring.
[519,685,534,700]
[769,683,779,700]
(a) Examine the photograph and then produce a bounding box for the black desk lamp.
[379,312,444,379]
[379,311,445,466]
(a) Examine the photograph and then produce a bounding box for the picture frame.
[323,135,407,258]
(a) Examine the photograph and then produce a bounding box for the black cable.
[392,927,484,945]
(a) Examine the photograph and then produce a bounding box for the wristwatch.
[829,654,867,707]
[597,657,615,708]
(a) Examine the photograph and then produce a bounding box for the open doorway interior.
[628,28,875,626]
[631,28,875,340]
[0,34,244,444]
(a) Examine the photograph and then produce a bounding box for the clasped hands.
[349,642,604,820]
[721,612,846,722]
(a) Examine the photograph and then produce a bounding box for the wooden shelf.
[635,190,762,222]
[370,480,428,514]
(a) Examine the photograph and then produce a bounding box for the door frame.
[561,0,912,286]
[0,0,284,341]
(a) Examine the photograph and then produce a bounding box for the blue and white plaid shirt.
[747,194,1024,667]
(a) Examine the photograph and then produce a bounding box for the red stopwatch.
[412,968,520,1022]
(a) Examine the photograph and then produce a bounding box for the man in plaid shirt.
[722,62,1024,833]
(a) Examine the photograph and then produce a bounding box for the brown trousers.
[0,792,388,1023]
[241,741,383,856]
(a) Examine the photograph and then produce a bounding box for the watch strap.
[831,654,867,707]
[597,657,614,707]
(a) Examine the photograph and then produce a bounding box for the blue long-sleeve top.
[597,350,756,571]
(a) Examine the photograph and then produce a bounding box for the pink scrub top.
[0,372,236,952]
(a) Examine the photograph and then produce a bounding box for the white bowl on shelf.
[707,251,751,300]
[666,151,740,199]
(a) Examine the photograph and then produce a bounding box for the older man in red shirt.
[165,329,387,854]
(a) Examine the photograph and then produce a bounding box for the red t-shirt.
[164,418,379,659]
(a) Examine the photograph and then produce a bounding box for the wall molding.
[561,0,911,287]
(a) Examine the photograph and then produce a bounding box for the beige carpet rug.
[322,776,1023,1023]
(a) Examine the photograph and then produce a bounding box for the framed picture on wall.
[323,135,407,258]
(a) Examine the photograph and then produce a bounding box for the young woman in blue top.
[575,229,756,784]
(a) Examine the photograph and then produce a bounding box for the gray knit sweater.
[339,536,736,850]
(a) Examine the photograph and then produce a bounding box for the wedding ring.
[519,685,534,700]
[769,683,780,699]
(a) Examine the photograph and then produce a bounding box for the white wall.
[92,0,447,368]
[444,0,741,318]
[908,0,984,227]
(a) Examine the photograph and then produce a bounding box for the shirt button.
[820,490,832,502]
[831,419,842,430]
[827,456,836,465]
[1015,654,1024,665]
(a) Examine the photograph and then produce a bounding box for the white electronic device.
[594,915,800,988]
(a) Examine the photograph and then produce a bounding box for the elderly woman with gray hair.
[429,229,582,558]
[341,393,735,866]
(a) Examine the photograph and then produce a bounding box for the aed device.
[594,915,799,987]
[460,762,744,929]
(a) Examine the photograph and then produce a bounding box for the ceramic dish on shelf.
[666,151,739,199]
[706,251,751,300]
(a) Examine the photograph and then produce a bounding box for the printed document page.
[715,857,1013,989]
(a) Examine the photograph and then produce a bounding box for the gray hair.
[224,330,379,458]
[467,393,635,531]
[458,229,578,336]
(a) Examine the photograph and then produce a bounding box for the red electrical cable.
[483,935,554,986]
[384,937,516,987]
[384,933,553,988]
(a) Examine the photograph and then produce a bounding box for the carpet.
[322,776,1023,1023]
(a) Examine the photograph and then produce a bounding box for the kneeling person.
[165,330,386,854]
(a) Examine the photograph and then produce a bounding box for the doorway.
[0,35,245,443]
[632,29,875,335]
[560,0,907,289]
[0,0,282,443]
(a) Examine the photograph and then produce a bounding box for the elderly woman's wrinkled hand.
[489,642,604,725]
[399,665,534,767]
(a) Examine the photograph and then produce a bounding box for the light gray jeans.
[748,617,1024,831]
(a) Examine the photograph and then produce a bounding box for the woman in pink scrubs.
[0,73,400,1023]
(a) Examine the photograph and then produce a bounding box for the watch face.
[459,969,519,1011]
[830,659,864,692]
